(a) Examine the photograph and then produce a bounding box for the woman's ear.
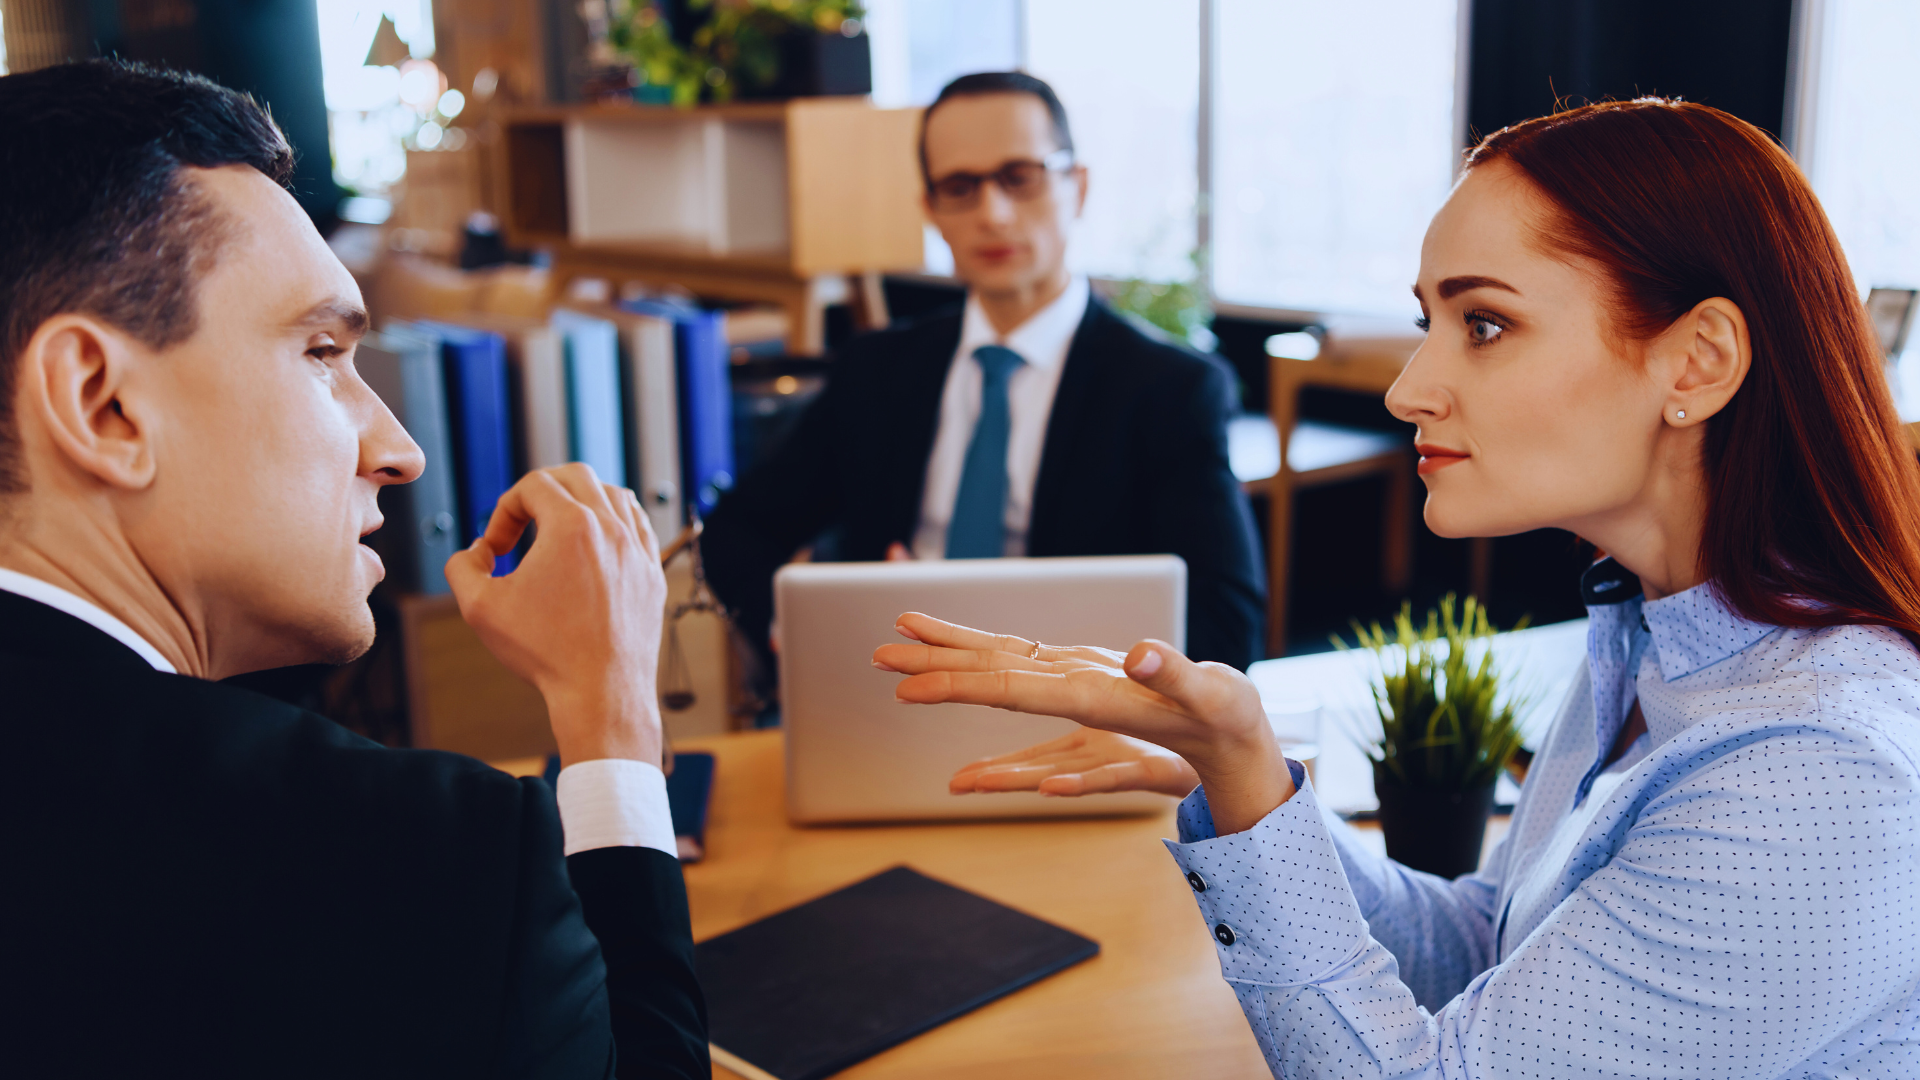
[19,315,158,491]
[1661,296,1752,426]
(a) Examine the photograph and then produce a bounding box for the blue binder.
[549,309,627,487]
[357,329,460,595]
[620,298,734,519]
[415,321,516,575]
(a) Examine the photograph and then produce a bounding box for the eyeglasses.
[926,149,1075,213]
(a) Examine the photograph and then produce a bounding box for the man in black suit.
[0,62,705,1077]
[703,73,1265,670]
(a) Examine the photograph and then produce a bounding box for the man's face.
[922,93,1086,295]
[128,165,421,675]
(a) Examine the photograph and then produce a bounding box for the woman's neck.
[1571,435,1710,602]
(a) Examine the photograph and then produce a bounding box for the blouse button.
[1187,871,1207,893]
[1214,923,1236,946]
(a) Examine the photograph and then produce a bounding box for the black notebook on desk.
[697,866,1099,1080]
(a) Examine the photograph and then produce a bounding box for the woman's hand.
[950,729,1201,798]
[874,612,1295,834]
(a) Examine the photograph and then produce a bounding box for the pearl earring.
[1677,409,1687,420]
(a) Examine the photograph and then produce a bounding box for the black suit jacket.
[704,298,1266,669]
[0,592,708,1079]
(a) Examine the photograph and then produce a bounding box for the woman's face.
[1387,162,1671,541]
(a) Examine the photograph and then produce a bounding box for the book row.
[358,297,736,595]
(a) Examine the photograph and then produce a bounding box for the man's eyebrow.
[1437,275,1521,300]
[291,299,370,337]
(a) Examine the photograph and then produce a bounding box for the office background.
[1,0,1915,734]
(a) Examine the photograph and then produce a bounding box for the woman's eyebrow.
[1437,275,1521,300]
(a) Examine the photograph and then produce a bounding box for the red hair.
[1468,99,1920,645]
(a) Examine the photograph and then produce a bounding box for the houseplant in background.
[1347,594,1527,878]
[1108,249,1216,351]
[610,0,869,107]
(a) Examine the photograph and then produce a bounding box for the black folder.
[696,866,1099,1080]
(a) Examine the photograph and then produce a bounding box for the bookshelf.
[493,100,926,354]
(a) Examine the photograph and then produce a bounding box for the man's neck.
[973,268,1073,337]
[0,515,206,677]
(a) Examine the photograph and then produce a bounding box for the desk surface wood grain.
[505,730,1271,1078]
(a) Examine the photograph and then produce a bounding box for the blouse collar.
[1580,557,1778,682]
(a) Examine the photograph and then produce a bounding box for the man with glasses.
[704,71,1265,670]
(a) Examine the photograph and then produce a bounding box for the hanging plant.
[609,0,866,106]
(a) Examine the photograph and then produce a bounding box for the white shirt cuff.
[555,758,677,859]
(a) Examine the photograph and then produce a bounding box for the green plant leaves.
[609,0,867,105]
[1339,594,1528,791]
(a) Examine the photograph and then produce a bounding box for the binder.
[412,321,516,575]
[356,330,460,595]
[574,304,683,539]
[621,298,735,519]
[695,866,1098,1080]
[507,320,571,473]
[549,308,627,487]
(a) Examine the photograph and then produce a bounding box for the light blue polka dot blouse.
[1165,560,1920,1077]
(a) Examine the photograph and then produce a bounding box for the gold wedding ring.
[1028,641,1045,660]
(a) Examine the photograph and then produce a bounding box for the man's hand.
[446,464,667,769]
[949,729,1200,798]
[874,612,1294,834]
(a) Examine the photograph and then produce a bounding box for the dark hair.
[1468,99,1920,645]
[0,60,295,494]
[917,71,1074,185]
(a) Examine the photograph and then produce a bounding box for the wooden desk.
[504,731,1270,1078]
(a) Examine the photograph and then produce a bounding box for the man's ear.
[1660,296,1751,427]
[1071,165,1089,218]
[18,315,158,491]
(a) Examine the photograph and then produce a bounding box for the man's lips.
[1415,443,1468,476]
[973,244,1017,260]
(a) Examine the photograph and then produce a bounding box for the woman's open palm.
[873,611,1296,833]
[950,728,1201,798]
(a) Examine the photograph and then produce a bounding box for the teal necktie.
[945,344,1026,558]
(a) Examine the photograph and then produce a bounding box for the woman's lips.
[1415,443,1468,476]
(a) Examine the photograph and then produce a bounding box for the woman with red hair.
[874,99,1920,1077]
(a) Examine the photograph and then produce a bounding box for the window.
[1211,0,1460,318]
[317,0,447,196]
[1795,1,1920,412]
[1026,0,1200,284]
[1800,1,1920,302]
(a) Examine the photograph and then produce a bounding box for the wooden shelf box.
[495,100,926,353]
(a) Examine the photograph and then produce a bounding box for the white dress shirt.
[912,274,1091,559]
[0,568,674,859]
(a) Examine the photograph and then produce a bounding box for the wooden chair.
[1242,331,1425,655]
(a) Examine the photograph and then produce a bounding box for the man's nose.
[978,179,1019,223]
[360,382,425,485]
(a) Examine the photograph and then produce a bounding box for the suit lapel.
[1028,300,1113,552]
[883,311,964,544]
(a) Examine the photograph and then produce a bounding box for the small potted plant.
[1346,595,1526,878]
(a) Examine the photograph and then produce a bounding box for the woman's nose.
[1384,343,1448,423]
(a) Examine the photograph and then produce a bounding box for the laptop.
[777,555,1186,824]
